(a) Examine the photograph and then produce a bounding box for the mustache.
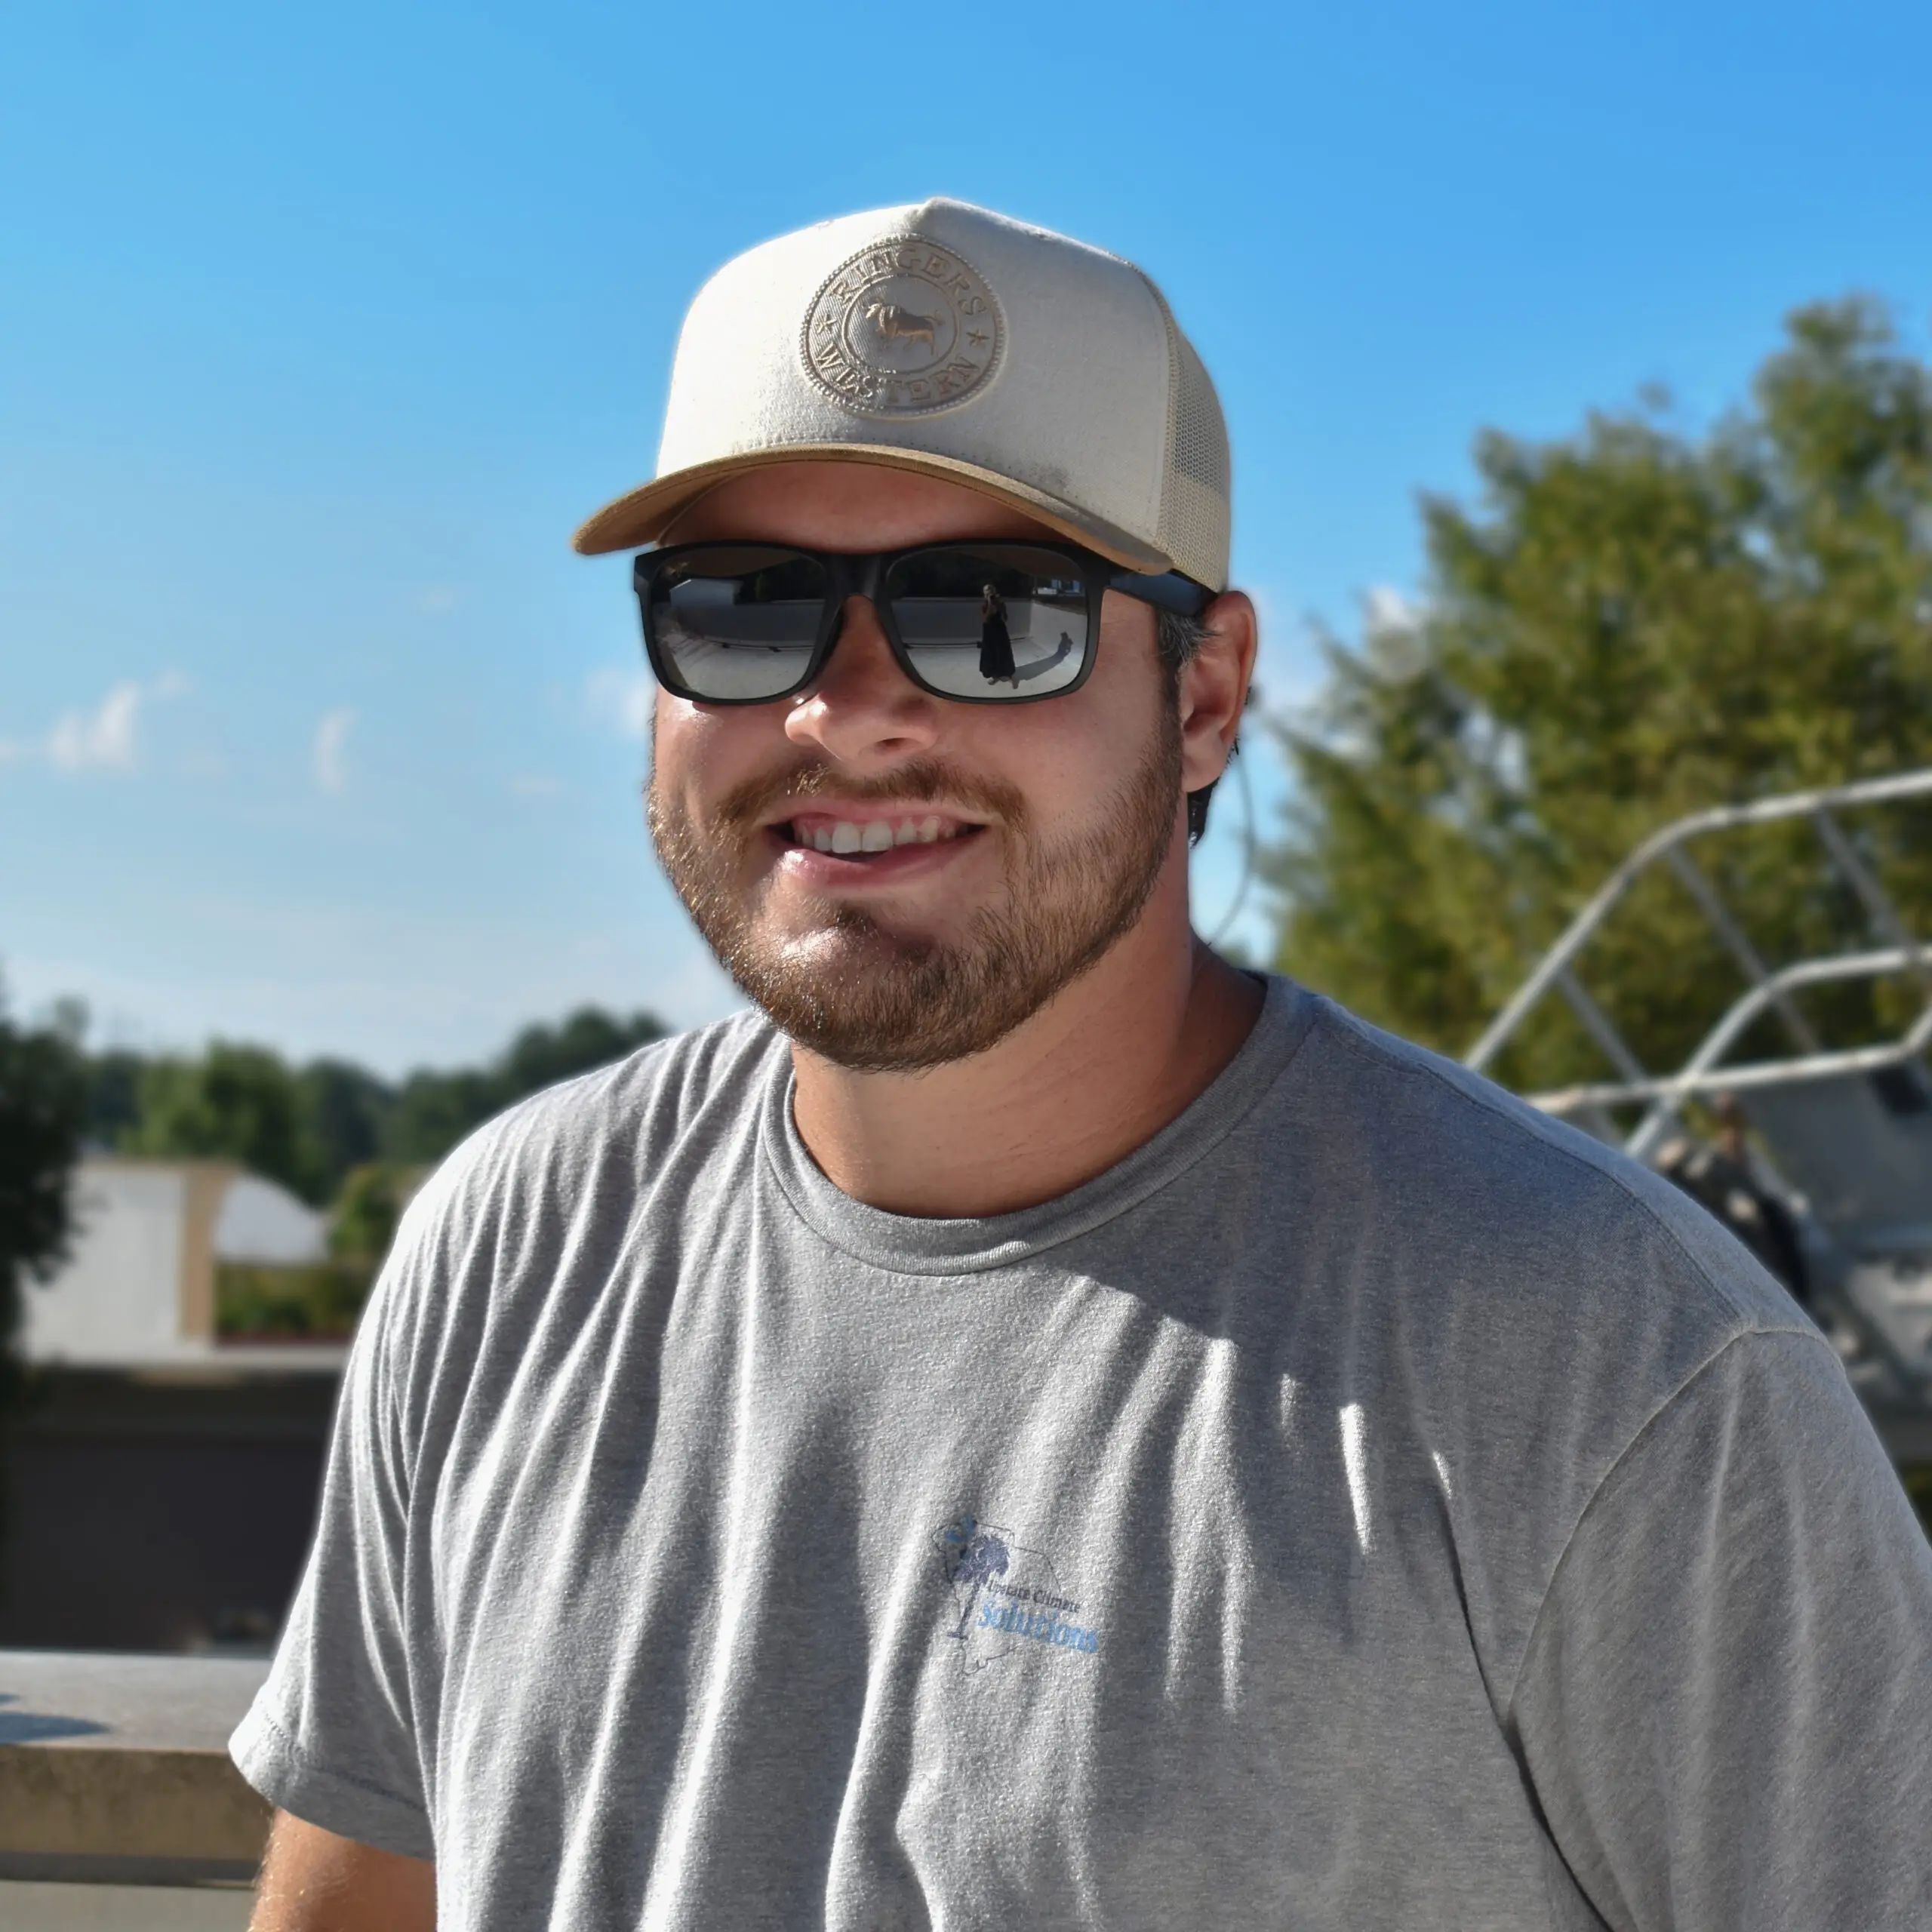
[708,757,1031,834]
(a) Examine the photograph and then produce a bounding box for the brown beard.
[648,713,1183,1073]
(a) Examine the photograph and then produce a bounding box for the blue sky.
[5,0,1930,1075]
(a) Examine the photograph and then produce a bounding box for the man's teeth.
[796,816,955,854]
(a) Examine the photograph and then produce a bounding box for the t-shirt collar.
[758,974,1314,1276]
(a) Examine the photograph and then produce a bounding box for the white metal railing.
[1464,768,1932,1158]
[1529,946,1932,1161]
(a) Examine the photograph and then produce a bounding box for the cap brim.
[571,444,1176,577]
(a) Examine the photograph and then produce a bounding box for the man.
[234,200,1932,1929]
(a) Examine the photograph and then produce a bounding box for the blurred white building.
[21,1158,336,1369]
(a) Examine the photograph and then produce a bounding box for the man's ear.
[1178,592,1258,794]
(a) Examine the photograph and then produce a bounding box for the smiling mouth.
[777,812,983,857]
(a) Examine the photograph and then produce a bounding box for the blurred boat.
[1466,768,1932,1461]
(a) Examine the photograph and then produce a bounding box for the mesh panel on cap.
[1171,334,1231,498]
[1143,281,1232,590]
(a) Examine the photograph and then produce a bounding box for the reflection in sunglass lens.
[884,545,1091,699]
[648,547,829,701]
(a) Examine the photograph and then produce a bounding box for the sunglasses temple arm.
[1106,570,1213,617]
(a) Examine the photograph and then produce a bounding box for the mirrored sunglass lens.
[649,548,827,700]
[884,546,1091,698]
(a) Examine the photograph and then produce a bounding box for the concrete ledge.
[0,1748,267,1865]
[0,1652,272,1881]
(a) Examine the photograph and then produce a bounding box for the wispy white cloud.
[511,773,564,797]
[22,672,188,777]
[586,666,654,741]
[312,708,355,794]
[48,681,145,771]
[411,585,463,616]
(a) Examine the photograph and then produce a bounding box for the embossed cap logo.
[802,238,1002,417]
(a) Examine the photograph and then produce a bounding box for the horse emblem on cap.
[802,237,1002,419]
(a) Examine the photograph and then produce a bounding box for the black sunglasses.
[632,540,1211,707]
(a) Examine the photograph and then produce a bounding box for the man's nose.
[783,596,942,769]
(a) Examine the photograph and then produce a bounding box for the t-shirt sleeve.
[229,1260,435,1860]
[1509,1328,1932,1930]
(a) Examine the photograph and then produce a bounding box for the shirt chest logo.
[935,1512,1103,1672]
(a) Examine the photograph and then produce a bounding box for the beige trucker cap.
[573,198,1232,592]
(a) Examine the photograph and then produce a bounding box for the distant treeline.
[81,1004,669,1210]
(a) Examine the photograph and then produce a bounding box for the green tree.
[383,1005,666,1164]
[84,1048,147,1149]
[494,1007,669,1099]
[1271,298,1932,1093]
[296,1058,392,1202]
[90,1004,669,1202]
[0,1002,87,1324]
[122,1042,313,1200]
[383,1064,498,1168]
[0,992,88,1555]
[328,1162,421,1266]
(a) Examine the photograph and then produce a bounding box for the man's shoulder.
[1272,988,1813,1358]
[1254,990,1846,1682]
[398,1006,782,1248]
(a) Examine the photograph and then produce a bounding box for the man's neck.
[788,872,1265,1217]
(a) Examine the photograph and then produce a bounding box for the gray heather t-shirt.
[232,979,1932,1929]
